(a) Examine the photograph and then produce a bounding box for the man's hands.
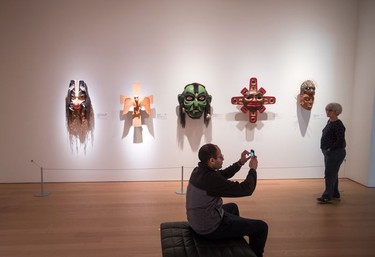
[239,150,250,165]
[238,150,258,170]
[249,155,258,170]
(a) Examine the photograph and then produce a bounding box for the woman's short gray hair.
[326,102,343,115]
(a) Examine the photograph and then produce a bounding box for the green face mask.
[178,83,212,127]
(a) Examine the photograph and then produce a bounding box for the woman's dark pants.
[322,148,346,199]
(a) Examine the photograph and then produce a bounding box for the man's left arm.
[219,150,249,178]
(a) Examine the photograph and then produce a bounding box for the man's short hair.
[198,144,218,164]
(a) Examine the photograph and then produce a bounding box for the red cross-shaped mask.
[231,77,276,123]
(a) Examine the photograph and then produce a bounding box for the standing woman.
[318,103,346,204]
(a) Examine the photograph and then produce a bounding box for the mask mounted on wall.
[178,83,212,128]
[120,94,153,127]
[231,77,276,123]
[65,80,94,149]
[299,80,316,110]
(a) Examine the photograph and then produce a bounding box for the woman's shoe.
[317,197,331,204]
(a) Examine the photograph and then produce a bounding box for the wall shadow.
[176,106,213,151]
[296,95,311,137]
[119,108,155,143]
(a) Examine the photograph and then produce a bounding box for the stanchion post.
[175,166,186,195]
[31,160,50,197]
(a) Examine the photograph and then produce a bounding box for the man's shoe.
[332,196,341,201]
[317,197,332,204]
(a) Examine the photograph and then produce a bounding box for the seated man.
[186,143,268,257]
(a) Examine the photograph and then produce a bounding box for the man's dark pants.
[199,203,268,257]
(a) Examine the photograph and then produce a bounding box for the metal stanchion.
[31,160,50,197]
[175,166,186,195]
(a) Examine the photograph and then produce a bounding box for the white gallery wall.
[0,0,373,185]
[346,0,375,187]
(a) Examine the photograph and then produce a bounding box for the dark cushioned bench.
[160,221,257,257]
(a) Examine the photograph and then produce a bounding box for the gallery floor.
[1,178,375,257]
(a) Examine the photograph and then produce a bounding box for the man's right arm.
[207,168,257,197]
[209,156,259,197]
